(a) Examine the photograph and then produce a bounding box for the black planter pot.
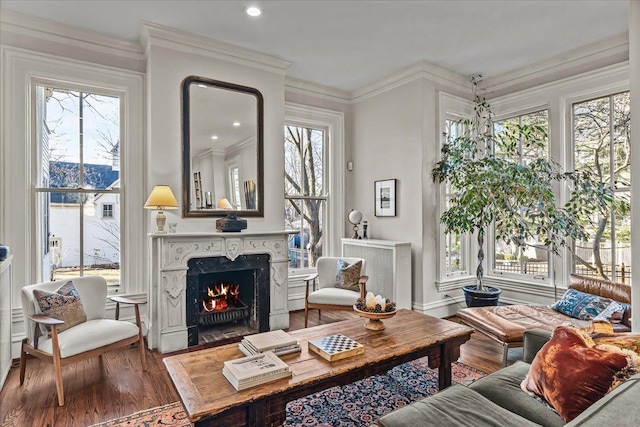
[462,285,501,307]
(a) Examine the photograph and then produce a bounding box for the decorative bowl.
[353,306,397,330]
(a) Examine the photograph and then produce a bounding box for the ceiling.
[0,0,630,91]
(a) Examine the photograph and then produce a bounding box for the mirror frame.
[181,75,264,218]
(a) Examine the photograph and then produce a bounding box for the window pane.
[84,195,121,286]
[82,92,120,190]
[613,92,631,187]
[574,97,611,179]
[43,89,81,188]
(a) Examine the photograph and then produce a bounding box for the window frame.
[284,103,345,276]
[102,203,115,219]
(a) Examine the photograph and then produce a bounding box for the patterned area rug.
[90,359,485,427]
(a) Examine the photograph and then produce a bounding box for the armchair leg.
[304,303,309,328]
[19,339,27,385]
[51,329,65,406]
[133,305,148,371]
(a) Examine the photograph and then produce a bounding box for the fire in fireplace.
[199,282,250,327]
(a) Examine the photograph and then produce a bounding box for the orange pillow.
[521,325,639,422]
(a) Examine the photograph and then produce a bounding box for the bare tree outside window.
[284,125,326,269]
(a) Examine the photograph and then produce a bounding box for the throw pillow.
[521,325,640,422]
[593,301,628,323]
[33,281,87,335]
[550,288,615,320]
[334,259,362,292]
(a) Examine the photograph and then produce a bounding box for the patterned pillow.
[334,259,363,292]
[550,288,615,320]
[33,281,87,335]
[521,325,640,422]
[593,301,628,323]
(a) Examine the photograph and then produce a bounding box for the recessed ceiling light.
[233,121,241,127]
[246,6,261,17]
[211,135,218,140]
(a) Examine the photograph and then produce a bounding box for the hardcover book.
[222,350,291,391]
[242,329,298,352]
[308,334,364,362]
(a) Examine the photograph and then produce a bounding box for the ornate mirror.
[182,76,264,218]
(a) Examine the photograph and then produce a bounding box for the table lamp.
[144,185,179,233]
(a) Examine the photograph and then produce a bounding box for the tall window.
[284,124,326,269]
[573,92,631,283]
[35,85,122,285]
[443,119,467,276]
[492,110,550,280]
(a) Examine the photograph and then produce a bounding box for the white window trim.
[2,47,145,299]
[284,102,345,274]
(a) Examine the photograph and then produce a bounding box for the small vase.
[0,244,9,261]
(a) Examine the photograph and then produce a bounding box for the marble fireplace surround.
[148,231,292,353]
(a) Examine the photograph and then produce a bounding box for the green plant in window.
[432,77,616,290]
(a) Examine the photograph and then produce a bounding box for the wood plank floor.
[0,310,521,427]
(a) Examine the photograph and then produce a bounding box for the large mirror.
[182,76,264,218]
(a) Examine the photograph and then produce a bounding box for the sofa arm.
[523,329,551,363]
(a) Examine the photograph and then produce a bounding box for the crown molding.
[0,10,144,61]
[351,61,469,103]
[139,21,291,75]
[485,32,629,95]
[285,77,351,104]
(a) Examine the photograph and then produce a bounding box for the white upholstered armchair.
[19,276,147,406]
[304,257,368,327]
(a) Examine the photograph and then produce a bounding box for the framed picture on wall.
[374,179,396,217]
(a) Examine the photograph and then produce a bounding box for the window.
[492,110,550,281]
[102,203,114,219]
[572,92,631,283]
[35,85,121,284]
[443,119,468,277]
[284,124,327,269]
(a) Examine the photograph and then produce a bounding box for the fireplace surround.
[148,231,292,353]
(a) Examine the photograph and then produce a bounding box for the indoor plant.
[432,77,614,306]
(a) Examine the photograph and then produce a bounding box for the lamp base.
[155,210,168,233]
[216,213,247,232]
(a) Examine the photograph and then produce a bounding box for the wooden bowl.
[353,306,397,330]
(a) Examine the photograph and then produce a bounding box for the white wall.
[629,0,640,331]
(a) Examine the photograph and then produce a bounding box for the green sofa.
[374,329,639,427]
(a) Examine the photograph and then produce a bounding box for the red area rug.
[90,360,485,427]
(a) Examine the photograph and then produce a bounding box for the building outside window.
[284,124,327,269]
[572,92,631,283]
[491,110,551,281]
[35,85,122,285]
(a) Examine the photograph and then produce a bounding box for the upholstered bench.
[457,274,632,366]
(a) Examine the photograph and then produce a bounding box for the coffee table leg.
[438,343,454,390]
[248,401,267,427]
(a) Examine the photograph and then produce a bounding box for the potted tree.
[432,77,615,307]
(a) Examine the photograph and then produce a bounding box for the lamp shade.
[217,197,233,209]
[144,185,178,209]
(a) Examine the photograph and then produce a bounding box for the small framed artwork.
[374,179,396,217]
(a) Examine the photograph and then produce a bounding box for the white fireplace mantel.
[148,231,293,353]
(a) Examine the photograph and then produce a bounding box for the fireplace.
[148,232,291,353]
[186,255,270,347]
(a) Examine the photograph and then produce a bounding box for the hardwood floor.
[0,310,519,426]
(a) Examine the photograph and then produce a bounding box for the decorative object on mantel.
[348,209,363,239]
[216,198,247,232]
[0,244,8,261]
[354,292,397,330]
[374,179,396,217]
[362,221,368,239]
[144,185,179,234]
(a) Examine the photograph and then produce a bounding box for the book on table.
[222,350,292,391]
[240,329,301,356]
[308,333,364,362]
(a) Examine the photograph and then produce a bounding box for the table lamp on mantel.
[144,185,179,233]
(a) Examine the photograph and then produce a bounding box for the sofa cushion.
[33,280,87,335]
[334,259,362,292]
[375,384,540,427]
[307,287,361,305]
[469,361,565,427]
[550,288,616,320]
[565,374,640,426]
[521,325,640,422]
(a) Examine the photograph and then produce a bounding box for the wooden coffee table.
[164,309,473,426]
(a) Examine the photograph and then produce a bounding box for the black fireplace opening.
[186,254,270,347]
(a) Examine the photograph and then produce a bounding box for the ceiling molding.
[0,10,144,61]
[139,21,291,75]
[484,32,629,96]
[284,77,351,104]
[351,61,469,104]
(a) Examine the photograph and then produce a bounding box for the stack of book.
[222,350,292,391]
[239,329,301,356]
